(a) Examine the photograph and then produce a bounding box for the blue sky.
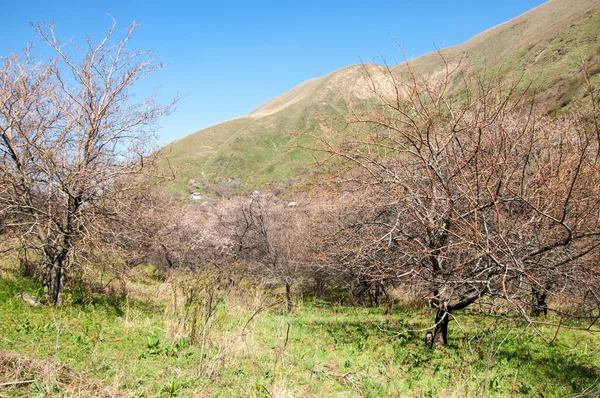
[2,0,547,144]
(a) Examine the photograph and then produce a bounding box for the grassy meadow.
[1,263,599,397]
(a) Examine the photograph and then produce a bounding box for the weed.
[1,270,600,396]
[161,377,181,397]
[32,378,60,397]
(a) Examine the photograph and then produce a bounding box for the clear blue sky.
[2,0,546,144]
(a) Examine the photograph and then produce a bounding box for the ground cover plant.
[1,264,599,397]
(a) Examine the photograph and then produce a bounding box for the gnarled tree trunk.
[42,240,69,306]
[433,306,450,347]
[46,260,64,306]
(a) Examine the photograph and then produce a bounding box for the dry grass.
[0,350,127,397]
[394,0,600,75]
[387,285,429,309]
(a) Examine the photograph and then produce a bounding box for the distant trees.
[219,192,315,313]
[306,191,399,306]
[313,59,600,346]
[0,21,174,304]
[145,199,231,271]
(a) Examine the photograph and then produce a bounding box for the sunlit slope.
[396,0,600,111]
[160,64,390,193]
[162,0,600,194]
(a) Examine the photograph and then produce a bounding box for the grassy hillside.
[397,0,600,73]
[395,0,600,113]
[159,65,385,194]
[160,0,600,194]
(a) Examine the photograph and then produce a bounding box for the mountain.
[161,0,600,195]
[394,0,600,105]
[160,64,387,194]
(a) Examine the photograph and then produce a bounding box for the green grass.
[1,270,599,397]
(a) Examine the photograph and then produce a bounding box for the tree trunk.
[430,290,483,348]
[43,244,68,306]
[373,282,383,307]
[352,281,368,307]
[285,282,295,313]
[433,307,450,348]
[46,260,64,306]
[19,257,37,278]
[532,287,548,316]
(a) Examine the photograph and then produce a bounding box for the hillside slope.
[160,64,392,193]
[162,0,600,195]
[395,0,600,109]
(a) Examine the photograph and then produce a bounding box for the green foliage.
[144,336,190,357]
[1,272,599,397]
[161,377,181,397]
[32,378,60,397]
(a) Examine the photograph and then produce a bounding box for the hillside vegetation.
[2,267,599,397]
[162,0,600,194]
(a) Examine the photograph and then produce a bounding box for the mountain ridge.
[161,0,600,195]
[396,0,600,76]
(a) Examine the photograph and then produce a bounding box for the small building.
[190,192,202,200]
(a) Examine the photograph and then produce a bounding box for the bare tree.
[304,191,400,306]
[313,58,600,347]
[219,192,314,313]
[0,20,175,304]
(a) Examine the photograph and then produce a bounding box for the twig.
[0,380,35,387]
[567,376,600,398]
[322,370,381,391]
[241,299,283,335]
[447,312,473,355]
[377,309,447,336]
[309,325,323,386]
[258,384,274,398]
[550,316,564,345]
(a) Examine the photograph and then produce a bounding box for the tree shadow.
[0,276,45,302]
[0,274,161,319]
[496,342,600,394]
[296,308,600,395]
